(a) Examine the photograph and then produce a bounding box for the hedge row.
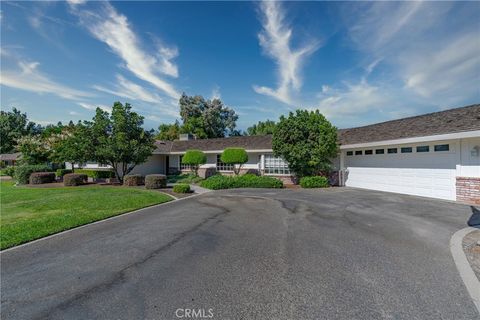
[55,169,72,178]
[299,176,329,188]
[75,169,115,179]
[64,173,88,186]
[29,172,56,185]
[14,165,53,185]
[200,174,283,190]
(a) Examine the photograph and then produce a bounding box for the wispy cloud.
[69,2,180,100]
[211,85,221,100]
[1,55,92,100]
[253,1,320,105]
[77,102,112,113]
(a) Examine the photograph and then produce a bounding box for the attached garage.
[338,104,480,202]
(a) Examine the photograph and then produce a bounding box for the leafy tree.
[0,108,42,153]
[247,120,276,136]
[50,122,93,172]
[91,102,156,183]
[272,110,338,178]
[16,135,51,165]
[181,149,207,176]
[221,148,248,175]
[156,120,181,141]
[179,93,238,138]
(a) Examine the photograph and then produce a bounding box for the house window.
[416,146,429,153]
[387,148,397,154]
[365,150,373,155]
[375,149,384,154]
[346,151,353,156]
[434,144,449,152]
[355,150,362,155]
[216,154,234,171]
[179,155,192,171]
[401,147,412,153]
[264,154,290,175]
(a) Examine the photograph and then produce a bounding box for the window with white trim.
[264,154,290,175]
[216,154,234,171]
[179,155,192,171]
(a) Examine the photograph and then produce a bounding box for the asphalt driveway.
[1,188,478,319]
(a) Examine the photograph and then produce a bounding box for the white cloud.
[69,2,180,99]
[253,1,320,105]
[67,0,86,5]
[1,58,92,100]
[211,85,221,100]
[69,111,80,116]
[77,102,111,113]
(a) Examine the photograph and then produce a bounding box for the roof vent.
[179,133,196,141]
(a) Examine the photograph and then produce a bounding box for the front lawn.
[0,181,173,250]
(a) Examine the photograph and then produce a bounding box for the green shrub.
[3,166,15,177]
[300,176,329,188]
[123,174,145,186]
[220,148,248,175]
[63,173,88,186]
[173,183,191,193]
[182,150,207,175]
[14,165,52,184]
[56,169,72,178]
[200,174,283,190]
[75,169,114,179]
[29,172,56,185]
[167,173,203,184]
[145,174,167,189]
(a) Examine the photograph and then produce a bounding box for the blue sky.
[1,1,479,131]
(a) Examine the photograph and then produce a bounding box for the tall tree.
[179,93,238,138]
[272,110,338,178]
[246,120,276,136]
[91,102,156,182]
[156,120,181,141]
[0,108,42,153]
[16,135,51,165]
[50,122,93,172]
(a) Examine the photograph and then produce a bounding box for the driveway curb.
[450,226,480,314]
[0,189,211,254]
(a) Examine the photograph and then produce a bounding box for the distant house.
[0,152,22,166]
[129,104,479,204]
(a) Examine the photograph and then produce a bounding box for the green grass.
[0,181,173,250]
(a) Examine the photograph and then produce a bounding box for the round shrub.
[14,165,52,185]
[300,176,329,188]
[56,169,72,178]
[63,173,88,186]
[173,183,191,193]
[220,148,248,175]
[145,174,167,189]
[4,166,15,177]
[29,172,56,185]
[123,174,145,186]
[182,150,206,175]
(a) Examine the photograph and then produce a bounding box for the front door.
[165,156,170,175]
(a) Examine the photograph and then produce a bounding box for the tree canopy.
[91,102,156,182]
[246,120,276,136]
[220,148,248,175]
[0,108,42,153]
[272,110,338,177]
[156,120,181,141]
[182,149,207,176]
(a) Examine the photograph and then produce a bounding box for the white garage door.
[344,142,458,201]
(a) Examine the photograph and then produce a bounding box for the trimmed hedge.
[221,148,248,164]
[182,150,207,166]
[145,174,167,189]
[75,169,115,179]
[56,169,72,178]
[200,174,283,190]
[63,173,88,186]
[300,176,329,188]
[29,172,56,185]
[173,183,191,193]
[123,174,145,186]
[14,165,53,185]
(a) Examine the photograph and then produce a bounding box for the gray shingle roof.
[154,104,480,152]
[0,152,22,161]
[338,104,480,145]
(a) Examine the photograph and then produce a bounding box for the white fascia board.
[340,130,480,150]
[154,149,273,155]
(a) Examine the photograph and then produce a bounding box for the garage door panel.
[345,167,456,200]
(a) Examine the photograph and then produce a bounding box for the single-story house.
[131,104,479,204]
[0,152,22,166]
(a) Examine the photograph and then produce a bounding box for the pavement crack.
[32,205,229,320]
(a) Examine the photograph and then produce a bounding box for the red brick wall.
[456,177,480,204]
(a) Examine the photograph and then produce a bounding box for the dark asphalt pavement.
[1,187,479,319]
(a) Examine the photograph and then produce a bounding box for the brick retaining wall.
[456,177,480,204]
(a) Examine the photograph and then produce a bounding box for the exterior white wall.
[457,137,480,177]
[130,155,166,175]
